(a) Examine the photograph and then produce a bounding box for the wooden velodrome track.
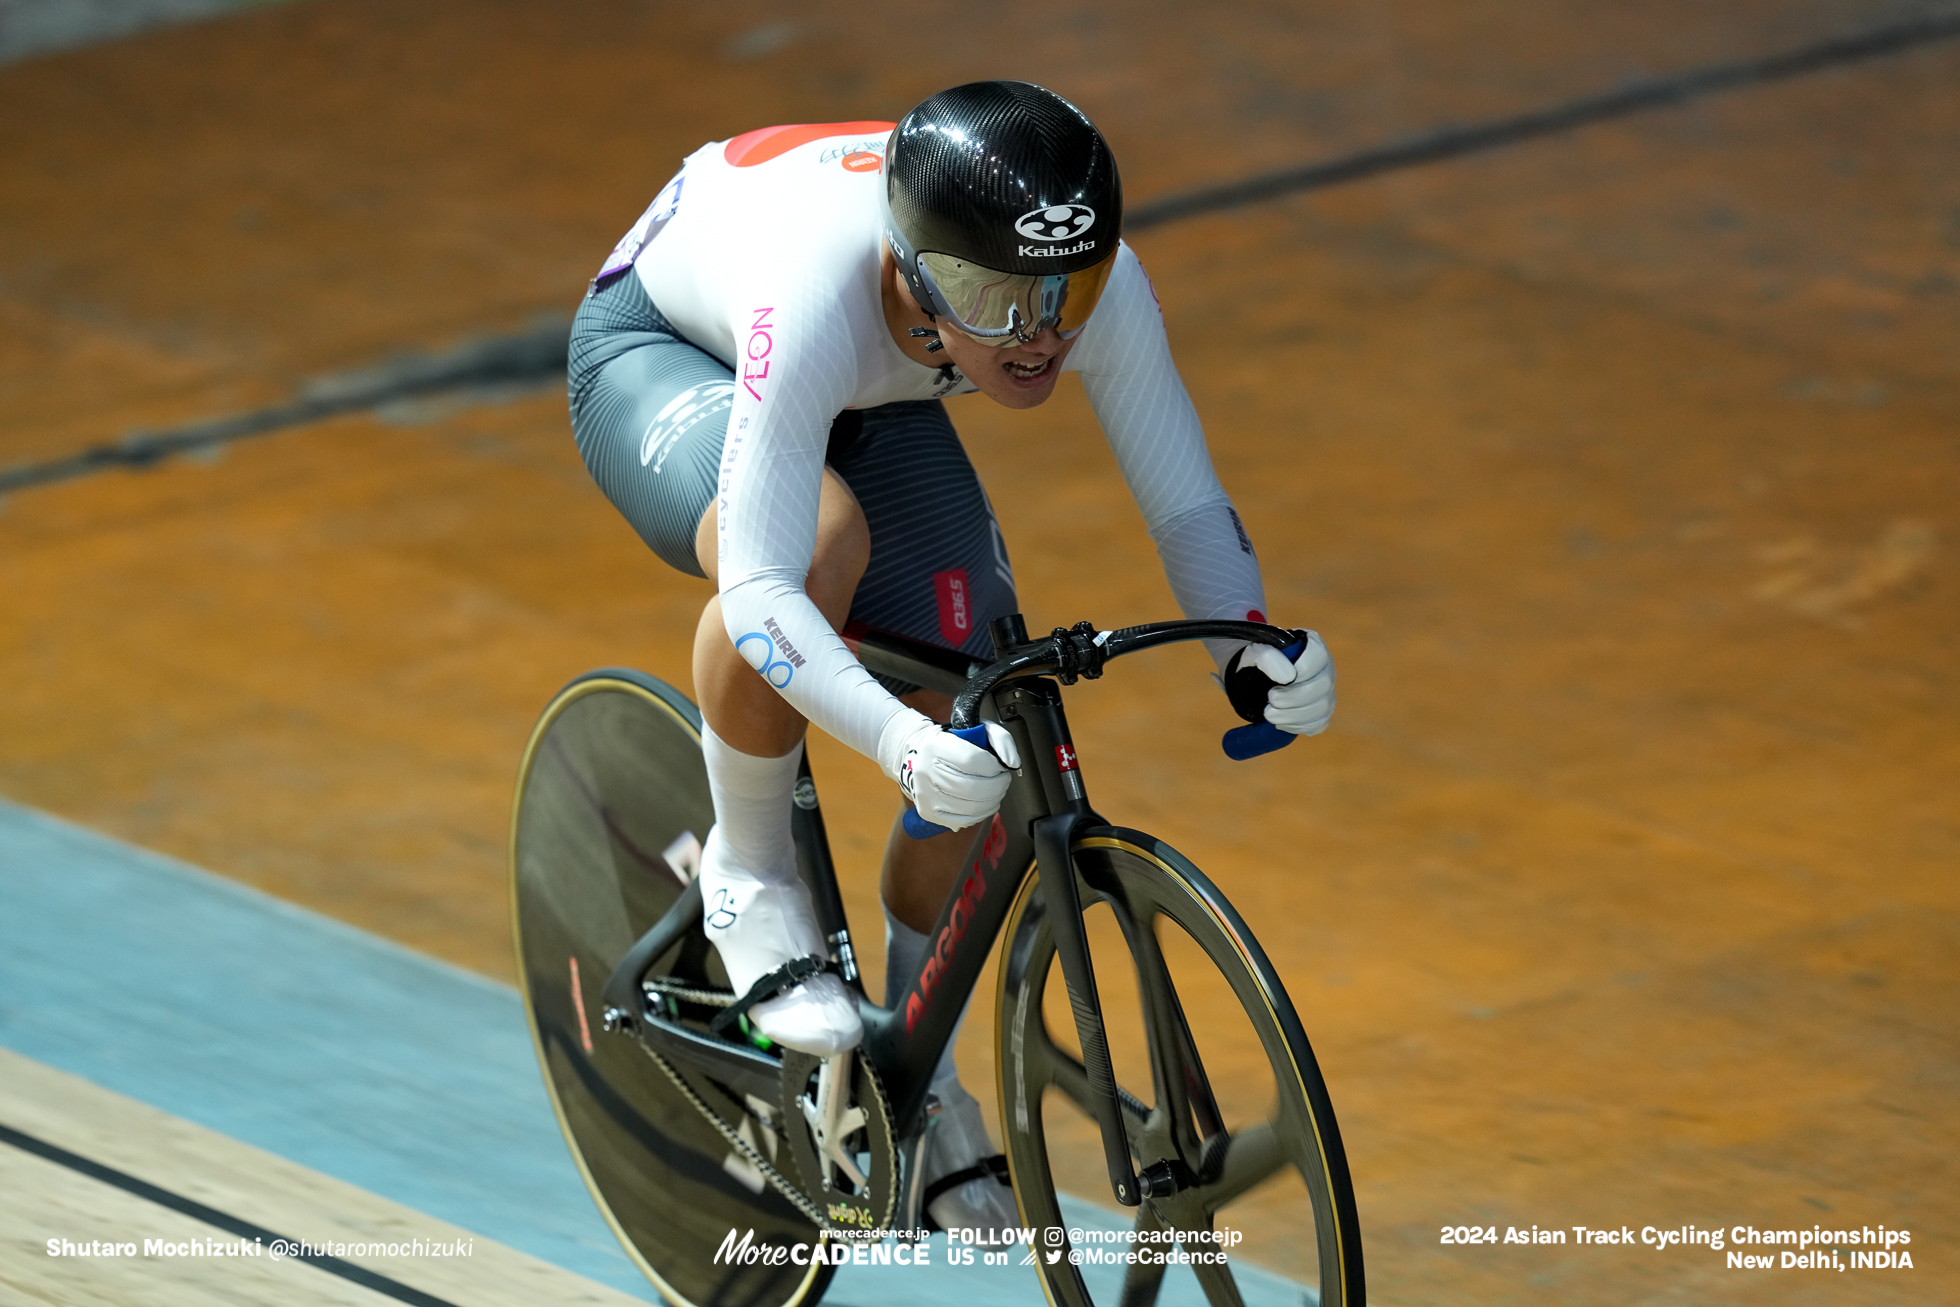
[2,2,1955,1303]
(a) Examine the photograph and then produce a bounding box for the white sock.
[699,724,859,1055]
[701,723,801,884]
[885,906,963,1088]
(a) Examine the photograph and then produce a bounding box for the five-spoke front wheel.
[996,828,1365,1307]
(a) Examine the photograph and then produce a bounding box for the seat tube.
[790,753,859,992]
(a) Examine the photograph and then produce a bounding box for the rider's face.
[932,316,1079,410]
[883,248,1082,410]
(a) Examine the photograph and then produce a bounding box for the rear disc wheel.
[510,670,831,1307]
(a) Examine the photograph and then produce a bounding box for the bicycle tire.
[510,669,833,1307]
[996,827,1365,1307]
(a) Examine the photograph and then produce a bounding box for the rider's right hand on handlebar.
[1223,631,1336,736]
[890,718,1020,831]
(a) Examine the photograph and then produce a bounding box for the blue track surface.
[0,798,1305,1305]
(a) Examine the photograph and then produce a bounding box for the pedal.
[1137,1157,1196,1199]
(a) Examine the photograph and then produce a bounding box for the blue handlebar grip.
[948,724,993,749]
[902,808,950,839]
[901,724,998,838]
[1223,721,1295,761]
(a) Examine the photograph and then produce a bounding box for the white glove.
[890,719,1021,831]
[1238,632,1336,736]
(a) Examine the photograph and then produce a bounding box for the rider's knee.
[691,468,866,617]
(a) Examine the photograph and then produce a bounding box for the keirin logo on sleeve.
[1013,204,1095,242]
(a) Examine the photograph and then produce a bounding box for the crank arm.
[895,1103,942,1236]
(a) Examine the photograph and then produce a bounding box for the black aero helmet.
[885,81,1122,345]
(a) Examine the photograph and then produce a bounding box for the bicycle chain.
[643,976,735,1007]
[633,1043,828,1227]
[633,980,885,1231]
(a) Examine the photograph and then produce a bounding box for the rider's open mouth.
[1003,357,1056,383]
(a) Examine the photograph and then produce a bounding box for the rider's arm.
[1070,246,1270,670]
[711,284,938,781]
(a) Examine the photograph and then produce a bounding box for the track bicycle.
[510,612,1365,1307]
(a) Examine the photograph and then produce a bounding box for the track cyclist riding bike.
[566,81,1335,1238]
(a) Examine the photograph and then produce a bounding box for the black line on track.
[0,1120,466,1307]
[5,7,1958,495]
[0,318,570,495]
[1127,7,1960,230]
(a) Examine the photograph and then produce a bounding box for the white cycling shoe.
[923,1081,1020,1239]
[698,827,862,1056]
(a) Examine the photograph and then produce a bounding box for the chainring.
[779,1050,897,1238]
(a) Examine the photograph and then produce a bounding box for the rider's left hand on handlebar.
[1223,631,1336,736]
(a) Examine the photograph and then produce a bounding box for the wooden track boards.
[1,4,1955,1303]
[0,1048,645,1307]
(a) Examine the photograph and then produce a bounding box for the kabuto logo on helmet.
[1014,204,1096,242]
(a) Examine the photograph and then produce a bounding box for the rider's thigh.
[568,272,732,579]
[571,271,874,612]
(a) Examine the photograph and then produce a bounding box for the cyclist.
[567,81,1334,1233]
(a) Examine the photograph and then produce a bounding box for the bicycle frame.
[600,611,1301,1214]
